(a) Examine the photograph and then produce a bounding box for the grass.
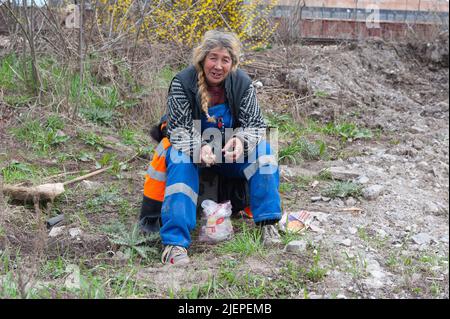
[216,222,264,257]
[306,250,327,282]
[267,113,374,164]
[321,181,362,198]
[9,118,70,155]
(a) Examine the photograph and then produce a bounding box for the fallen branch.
[2,153,139,204]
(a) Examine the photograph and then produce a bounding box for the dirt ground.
[0,33,448,299]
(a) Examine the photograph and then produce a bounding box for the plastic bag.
[199,200,234,243]
[278,210,314,233]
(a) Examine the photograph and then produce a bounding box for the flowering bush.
[98,0,277,50]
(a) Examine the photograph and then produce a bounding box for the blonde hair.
[192,30,241,121]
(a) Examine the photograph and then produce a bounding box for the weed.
[216,222,264,257]
[344,252,368,279]
[1,161,36,184]
[314,90,329,98]
[306,251,327,282]
[106,224,159,260]
[79,132,106,152]
[321,181,362,198]
[319,121,374,142]
[119,128,137,146]
[10,119,70,154]
[40,256,67,279]
[279,138,327,164]
[80,107,115,126]
[279,182,294,194]
[280,230,303,246]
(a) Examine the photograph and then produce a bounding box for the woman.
[139,30,281,265]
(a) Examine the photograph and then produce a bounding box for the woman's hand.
[222,137,244,162]
[201,144,216,166]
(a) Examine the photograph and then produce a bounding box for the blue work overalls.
[160,103,281,248]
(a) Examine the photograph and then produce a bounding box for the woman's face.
[203,47,232,86]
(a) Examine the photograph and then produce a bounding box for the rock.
[321,196,331,202]
[279,165,295,178]
[362,185,385,200]
[261,77,281,87]
[285,240,307,253]
[49,226,66,238]
[310,196,322,202]
[439,236,449,243]
[286,70,310,95]
[64,265,81,290]
[416,161,433,173]
[336,294,347,299]
[425,201,441,215]
[412,139,425,150]
[330,198,345,207]
[409,125,428,134]
[253,80,263,89]
[356,175,370,184]
[411,233,433,245]
[114,251,128,261]
[348,227,358,235]
[81,180,102,190]
[322,167,361,181]
[345,197,357,206]
[340,239,352,247]
[376,228,388,237]
[69,228,82,239]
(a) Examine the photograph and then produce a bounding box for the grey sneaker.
[161,245,190,265]
[262,224,282,247]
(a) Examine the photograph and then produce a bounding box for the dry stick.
[74,0,84,118]
[63,151,140,186]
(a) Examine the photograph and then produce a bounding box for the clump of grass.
[279,138,327,164]
[1,161,36,184]
[321,122,373,142]
[216,222,264,256]
[306,250,327,282]
[10,118,70,154]
[321,181,362,198]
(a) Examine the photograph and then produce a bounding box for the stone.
[321,196,331,202]
[362,185,385,200]
[310,196,322,202]
[345,197,357,206]
[285,240,307,253]
[411,233,433,245]
[348,227,358,235]
[253,80,263,89]
[69,228,82,239]
[356,175,370,184]
[322,167,361,181]
[425,202,441,215]
[64,265,81,290]
[49,226,66,238]
[81,180,102,190]
[340,239,352,247]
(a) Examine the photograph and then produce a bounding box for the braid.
[196,66,215,122]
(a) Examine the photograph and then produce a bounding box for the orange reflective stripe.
[161,137,171,150]
[151,154,166,173]
[143,175,165,202]
[142,137,172,202]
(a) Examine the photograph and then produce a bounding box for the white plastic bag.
[199,200,234,243]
